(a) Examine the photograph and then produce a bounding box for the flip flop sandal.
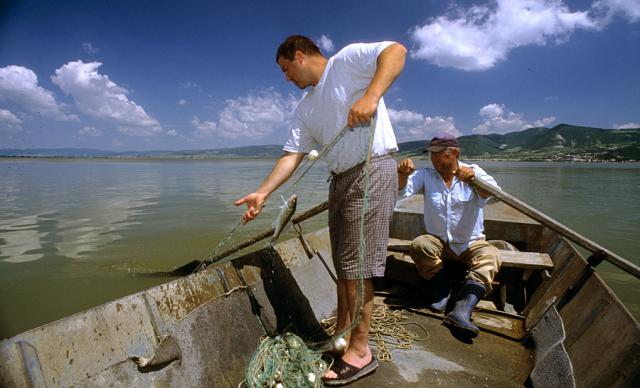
[323,356,379,386]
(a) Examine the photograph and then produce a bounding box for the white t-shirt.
[283,42,399,174]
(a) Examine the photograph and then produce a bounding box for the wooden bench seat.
[387,238,553,270]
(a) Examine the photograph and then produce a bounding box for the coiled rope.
[321,304,430,363]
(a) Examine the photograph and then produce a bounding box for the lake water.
[1,158,638,339]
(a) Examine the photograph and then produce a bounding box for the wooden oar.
[471,176,640,279]
[157,201,329,277]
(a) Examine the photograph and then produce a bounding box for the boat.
[1,181,639,387]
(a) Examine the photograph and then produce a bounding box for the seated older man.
[397,133,501,338]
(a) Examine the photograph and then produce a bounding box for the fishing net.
[193,122,369,274]
[194,119,409,387]
[243,333,328,388]
[242,123,376,387]
[243,302,430,388]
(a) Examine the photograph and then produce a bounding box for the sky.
[0,0,639,151]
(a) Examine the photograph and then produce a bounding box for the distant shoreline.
[3,124,638,162]
[0,155,281,162]
[1,155,638,164]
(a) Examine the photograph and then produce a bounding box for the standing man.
[397,134,501,338]
[235,35,406,385]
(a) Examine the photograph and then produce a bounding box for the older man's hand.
[454,165,475,182]
[397,158,415,175]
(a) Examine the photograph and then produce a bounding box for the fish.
[270,194,297,244]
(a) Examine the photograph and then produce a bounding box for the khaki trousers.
[410,234,500,292]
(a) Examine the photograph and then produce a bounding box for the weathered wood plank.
[472,310,527,341]
[559,272,640,387]
[499,251,554,270]
[387,238,553,270]
[524,240,582,329]
[387,238,412,253]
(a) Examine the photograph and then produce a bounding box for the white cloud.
[472,103,555,134]
[410,0,597,71]
[592,0,640,24]
[51,61,161,136]
[186,90,299,141]
[180,81,203,93]
[0,65,75,121]
[388,108,461,142]
[615,122,640,129]
[78,125,102,137]
[82,42,99,54]
[389,108,424,124]
[317,35,335,53]
[0,108,22,128]
[530,117,557,127]
[117,125,161,137]
[181,81,200,88]
[215,90,298,139]
[178,99,187,106]
[166,129,178,136]
[190,116,217,138]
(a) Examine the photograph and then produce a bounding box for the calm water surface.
[1,158,638,338]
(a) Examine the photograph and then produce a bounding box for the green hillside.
[3,124,639,162]
[399,124,640,162]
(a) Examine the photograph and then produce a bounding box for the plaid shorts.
[328,155,397,279]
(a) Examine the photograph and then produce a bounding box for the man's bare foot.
[323,348,372,380]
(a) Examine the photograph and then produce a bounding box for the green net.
[243,333,328,388]
[242,123,376,386]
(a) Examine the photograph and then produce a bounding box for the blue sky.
[0,0,638,151]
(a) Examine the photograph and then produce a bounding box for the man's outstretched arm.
[234,151,305,223]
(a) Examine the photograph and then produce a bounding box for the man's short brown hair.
[276,35,322,62]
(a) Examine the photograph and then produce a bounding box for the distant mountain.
[398,124,640,162]
[176,145,284,158]
[0,148,116,158]
[2,124,638,162]
[0,145,285,159]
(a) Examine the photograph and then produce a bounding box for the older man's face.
[431,148,458,175]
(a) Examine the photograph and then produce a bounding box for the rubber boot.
[443,279,486,338]
[425,269,451,312]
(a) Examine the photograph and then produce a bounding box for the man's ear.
[294,50,305,63]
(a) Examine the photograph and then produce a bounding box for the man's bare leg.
[324,278,374,379]
[334,279,351,347]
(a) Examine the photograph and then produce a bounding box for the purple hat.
[425,133,459,153]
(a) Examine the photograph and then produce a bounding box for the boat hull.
[1,197,638,387]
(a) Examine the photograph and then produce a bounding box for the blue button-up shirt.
[401,162,500,255]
